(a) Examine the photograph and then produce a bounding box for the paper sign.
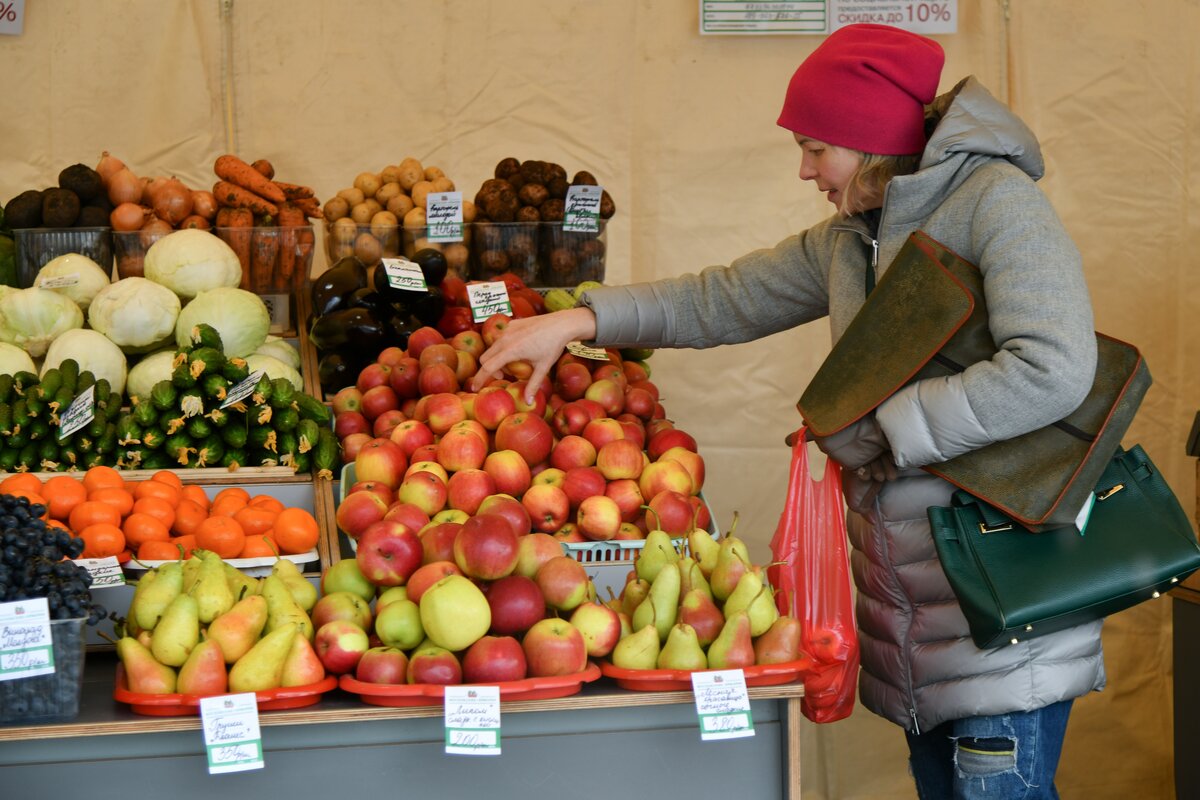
[200,692,265,774]
[444,685,502,756]
[566,342,610,361]
[76,557,126,589]
[38,274,81,289]
[563,185,602,233]
[382,258,428,292]
[691,669,755,740]
[57,385,95,440]
[467,281,513,322]
[426,192,464,243]
[699,0,956,35]
[0,0,26,36]
[0,598,54,681]
[221,371,265,409]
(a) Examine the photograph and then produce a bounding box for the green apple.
[418,575,491,651]
[321,559,375,603]
[375,598,424,650]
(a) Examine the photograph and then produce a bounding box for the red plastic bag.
[768,427,859,723]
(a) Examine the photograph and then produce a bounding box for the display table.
[0,652,804,799]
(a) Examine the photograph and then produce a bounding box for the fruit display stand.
[0,650,805,800]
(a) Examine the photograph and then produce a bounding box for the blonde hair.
[839,152,921,217]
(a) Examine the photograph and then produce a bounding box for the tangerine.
[239,534,279,559]
[149,470,183,490]
[41,476,88,521]
[134,479,181,506]
[233,504,279,537]
[181,485,210,510]
[132,496,176,532]
[88,487,136,518]
[68,500,122,533]
[137,539,186,562]
[247,494,286,515]
[195,515,246,559]
[122,512,171,550]
[172,499,208,537]
[79,523,125,559]
[272,507,320,554]
[0,473,43,498]
[81,465,124,494]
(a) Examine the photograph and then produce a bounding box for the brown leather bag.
[797,230,1150,531]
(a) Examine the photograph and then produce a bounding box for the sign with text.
[566,341,610,361]
[0,598,54,681]
[76,557,125,589]
[444,685,501,756]
[467,281,512,322]
[427,192,464,243]
[57,385,95,440]
[700,0,956,35]
[200,692,265,774]
[691,669,755,740]
[221,371,266,409]
[563,185,602,233]
[0,0,26,36]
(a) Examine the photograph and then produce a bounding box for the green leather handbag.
[928,444,1200,649]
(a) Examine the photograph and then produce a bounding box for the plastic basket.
[561,494,720,565]
[13,228,112,287]
[0,616,87,724]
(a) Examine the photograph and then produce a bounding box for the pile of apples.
[114,551,326,696]
[332,317,709,546]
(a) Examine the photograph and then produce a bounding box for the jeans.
[905,699,1073,799]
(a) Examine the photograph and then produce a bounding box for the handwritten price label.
[466,281,512,322]
[0,598,54,681]
[382,258,428,292]
[75,557,126,589]
[57,385,95,440]
[691,669,755,741]
[444,685,501,756]
[427,192,464,243]
[200,693,265,773]
[563,185,602,233]
[0,0,26,36]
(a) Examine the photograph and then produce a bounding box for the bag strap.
[950,490,1022,534]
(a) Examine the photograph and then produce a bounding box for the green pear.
[753,616,804,665]
[181,554,204,594]
[176,639,228,696]
[620,578,650,618]
[678,588,725,648]
[632,561,679,642]
[611,624,661,670]
[272,558,317,612]
[678,556,712,601]
[224,563,262,601]
[706,610,755,670]
[280,631,326,687]
[116,636,177,695]
[635,529,679,583]
[207,594,269,664]
[722,572,779,637]
[135,561,183,632]
[688,527,721,578]
[124,570,157,636]
[229,623,298,693]
[191,551,235,624]
[150,593,200,667]
[262,574,315,640]
[709,534,750,603]
[657,623,707,671]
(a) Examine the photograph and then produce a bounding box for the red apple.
[332,387,364,415]
[314,620,370,675]
[438,305,476,338]
[551,402,591,437]
[418,363,459,396]
[383,502,431,536]
[407,646,462,685]
[446,468,497,515]
[521,483,571,533]
[549,435,597,471]
[806,627,847,664]
[638,458,693,500]
[506,381,547,417]
[336,490,389,540]
[646,489,694,536]
[462,635,528,683]
[335,410,371,439]
[480,313,512,346]
[485,574,547,636]
[622,360,650,384]
[576,495,622,541]
[595,439,644,481]
[616,416,646,450]
[472,385,518,430]
[648,428,698,461]
[409,443,440,465]
[614,522,644,540]
[659,447,706,495]
[581,417,625,451]
[561,466,607,509]
[623,386,656,420]
[645,418,674,438]
[590,363,627,388]
[355,646,409,684]
[406,460,449,483]
[514,532,566,579]
[349,480,395,508]
[632,379,661,404]
[483,449,532,497]
[553,362,593,401]
[389,419,435,458]
[450,329,485,358]
[532,467,566,488]
[356,363,393,393]
[311,591,373,632]
[418,342,458,371]
[377,346,407,366]
[388,357,422,399]
[424,392,466,435]
[604,479,645,523]
[355,438,409,490]
[449,418,488,442]
[395,471,449,517]
[419,520,462,564]
[521,618,588,677]
[355,519,423,587]
[405,561,462,604]
[477,494,533,537]
[436,428,488,472]
[568,602,622,658]
[340,432,373,464]
[534,555,590,613]
[584,378,624,417]
[495,412,553,467]
[554,524,587,544]
[453,513,519,580]
[406,326,446,358]
[360,385,400,422]
[371,408,408,439]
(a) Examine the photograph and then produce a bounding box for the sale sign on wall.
[699,0,956,35]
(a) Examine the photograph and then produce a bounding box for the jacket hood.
[921,76,1044,179]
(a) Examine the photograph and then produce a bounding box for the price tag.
[444,685,501,756]
[259,293,291,334]
[426,192,464,243]
[0,598,54,681]
[37,273,80,289]
[563,185,602,233]
[691,669,755,741]
[57,385,95,440]
[832,0,956,34]
[381,258,428,292]
[0,0,26,36]
[566,342,610,361]
[467,281,512,322]
[75,557,126,589]
[200,692,265,774]
[221,371,265,409]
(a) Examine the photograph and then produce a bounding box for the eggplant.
[317,351,369,396]
[310,256,368,316]
[347,287,396,320]
[309,306,390,353]
[413,247,449,287]
[406,286,446,328]
[388,313,421,351]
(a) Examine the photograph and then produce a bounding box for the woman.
[473,24,1100,799]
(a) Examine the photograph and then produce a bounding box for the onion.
[178,214,211,231]
[139,216,173,248]
[143,176,170,205]
[191,190,217,220]
[152,178,193,225]
[107,167,143,206]
[95,151,126,184]
[110,202,149,232]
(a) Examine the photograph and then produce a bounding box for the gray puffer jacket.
[580,77,1105,732]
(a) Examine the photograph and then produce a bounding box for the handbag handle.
[950,490,1020,534]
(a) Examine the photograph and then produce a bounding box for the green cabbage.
[254,336,302,370]
[88,277,181,354]
[0,341,36,375]
[144,229,242,300]
[125,350,178,401]
[245,354,303,391]
[0,287,84,358]
[175,287,270,358]
[42,329,128,396]
[34,253,111,312]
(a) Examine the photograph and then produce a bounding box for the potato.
[424,165,446,182]
[322,196,350,223]
[337,187,365,206]
[387,193,416,220]
[350,202,375,225]
[443,242,469,276]
[375,181,402,206]
[354,232,383,266]
[431,176,455,194]
[362,198,383,219]
[396,158,424,191]
[330,216,358,245]
[354,172,382,198]
[380,165,403,185]
[410,180,433,209]
[370,210,399,239]
[461,200,477,223]
[403,206,427,229]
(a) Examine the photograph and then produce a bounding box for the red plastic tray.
[114,664,338,716]
[338,662,603,707]
[599,658,813,692]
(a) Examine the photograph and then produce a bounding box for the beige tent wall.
[2,1,1197,796]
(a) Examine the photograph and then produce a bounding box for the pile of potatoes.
[322,158,473,275]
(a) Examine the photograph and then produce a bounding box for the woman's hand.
[470,307,598,403]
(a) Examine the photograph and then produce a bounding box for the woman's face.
[794,133,866,213]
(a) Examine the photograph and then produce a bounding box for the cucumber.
[186,417,213,439]
[222,423,248,449]
[277,430,298,459]
[223,356,250,384]
[273,406,299,433]
[0,448,20,471]
[27,418,50,442]
[140,427,165,450]
[172,360,197,389]
[293,451,312,473]
[51,386,74,414]
[95,423,117,455]
[189,347,225,378]
[101,391,123,420]
[94,378,111,403]
[75,370,96,393]
[151,380,177,411]
[11,398,29,431]
[58,445,78,467]
[269,378,296,409]
[248,426,277,453]
[0,404,11,435]
[249,404,273,426]
[141,451,171,471]
[251,374,273,405]
[296,419,320,453]
[115,417,142,445]
[164,433,195,466]
[38,440,60,466]
[179,388,205,418]
[206,407,230,428]
[36,368,61,401]
[81,451,106,469]
[0,373,13,404]
[132,400,158,428]
[188,323,224,351]
[24,391,43,418]
[294,394,332,425]
[86,415,107,440]
[196,437,224,468]
[314,428,339,478]
[202,374,230,402]
[58,358,80,395]
[221,448,247,470]
[12,371,39,395]
[17,443,38,469]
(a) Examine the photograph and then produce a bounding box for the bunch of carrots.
[0,468,321,563]
[211,154,321,295]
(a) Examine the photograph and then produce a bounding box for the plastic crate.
[0,616,87,724]
[13,227,112,287]
[561,500,719,565]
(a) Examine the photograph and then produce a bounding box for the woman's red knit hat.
[777,24,945,155]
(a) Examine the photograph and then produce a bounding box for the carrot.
[272,181,316,201]
[250,159,275,180]
[276,203,306,283]
[212,180,279,216]
[216,207,254,288]
[214,155,286,204]
[296,227,315,282]
[292,196,322,219]
[251,227,279,293]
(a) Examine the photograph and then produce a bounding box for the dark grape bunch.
[0,493,106,626]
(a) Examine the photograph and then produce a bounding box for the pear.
[620,578,650,618]
[134,561,183,632]
[280,631,326,687]
[678,556,712,601]
[176,639,228,696]
[722,571,779,637]
[229,623,298,693]
[117,636,177,695]
[150,593,200,667]
[632,561,679,642]
[206,594,268,664]
[677,588,725,648]
[635,529,679,583]
[707,610,755,670]
[754,616,804,665]
[191,551,234,624]
[136,629,154,649]
[224,562,262,601]
[124,570,156,636]
[657,623,707,671]
[272,558,317,612]
[709,534,751,603]
[181,554,204,594]
[262,574,315,640]
[604,586,623,614]
[611,624,661,670]
[688,527,721,578]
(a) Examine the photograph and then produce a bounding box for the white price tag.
[566,342,610,361]
[75,557,126,589]
[467,281,513,323]
[221,371,266,409]
[426,192,464,243]
[563,185,602,233]
[57,385,96,440]
[37,273,81,290]
[382,258,428,292]
[691,669,755,741]
[698,1,956,35]
[0,598,55,681]
[0,0,25,36]
[200,692,265,774]
[444,685,502,756]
